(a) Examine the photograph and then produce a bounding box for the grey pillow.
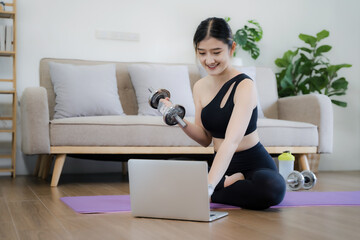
[128,64,195,116]
[49,62,125,119]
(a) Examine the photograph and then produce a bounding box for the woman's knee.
[253,169,286,206]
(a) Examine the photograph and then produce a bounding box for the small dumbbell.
[148,88,187,128]
[286,170,317,191]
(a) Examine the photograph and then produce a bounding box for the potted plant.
[275,30,352,107]
[225,17,263,60]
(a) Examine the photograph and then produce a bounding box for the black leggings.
[210,142,286,210]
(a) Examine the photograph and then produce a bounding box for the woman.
[163,17,286,210]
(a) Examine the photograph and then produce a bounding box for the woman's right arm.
[159,81,212,147]
[181,81,212,147]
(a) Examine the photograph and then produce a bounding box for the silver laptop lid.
[128,159,210,221]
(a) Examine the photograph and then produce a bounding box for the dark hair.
[193,17,233,50]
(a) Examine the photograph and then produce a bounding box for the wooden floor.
[0,171,359,240]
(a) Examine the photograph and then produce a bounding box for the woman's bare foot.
[224,172,245,187]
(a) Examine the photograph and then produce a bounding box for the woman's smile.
[206,63,220,70]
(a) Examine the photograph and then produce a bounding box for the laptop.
[128,159,228,222]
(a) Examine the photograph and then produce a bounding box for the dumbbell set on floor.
[278,151,317,191]
[286,170,317,191]
[148,88,187,128]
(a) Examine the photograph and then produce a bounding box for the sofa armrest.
[277,94,333,153]
[21,87,50,154]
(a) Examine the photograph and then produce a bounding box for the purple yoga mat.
[60,191,360,214]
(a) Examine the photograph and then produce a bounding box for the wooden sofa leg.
[37,155,48,178]
[299,154,310,171]
[122,162,128,175]
[51,154,66,187]
[42,155,53,180]
[33,155,42,176]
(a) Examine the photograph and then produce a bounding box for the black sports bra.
[201,74,257,139]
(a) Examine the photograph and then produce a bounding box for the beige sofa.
[21,58,333,186]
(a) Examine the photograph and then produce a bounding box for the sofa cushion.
[50,116,318,148]
[50,116,200,146]
[49,62,125,119]
[257,118,318,147]
[128,64,195,117]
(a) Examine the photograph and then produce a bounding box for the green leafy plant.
[225,17,263,60]
[275,30,352,107]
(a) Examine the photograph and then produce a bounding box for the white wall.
[0,0,359,175]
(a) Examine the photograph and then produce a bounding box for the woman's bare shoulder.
[194,76,210,92]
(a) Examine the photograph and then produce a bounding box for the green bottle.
[278,151,295,181]
[278,151,295,161]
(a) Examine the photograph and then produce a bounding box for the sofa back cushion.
[39,58,278,119]
[40,58,202,119]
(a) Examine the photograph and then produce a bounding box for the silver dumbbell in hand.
[286,170,317,191]
[148,88,187,128]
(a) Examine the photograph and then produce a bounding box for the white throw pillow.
[197,63,265,118]
[49,62,125,119]
[128,64,195,116]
